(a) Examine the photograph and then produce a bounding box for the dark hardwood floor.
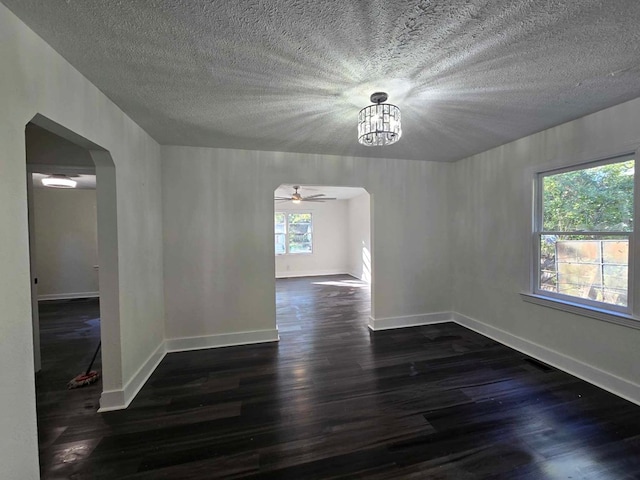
[36,276,640,479]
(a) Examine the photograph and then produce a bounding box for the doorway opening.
[273,184,372,337]
[25,115,121,429]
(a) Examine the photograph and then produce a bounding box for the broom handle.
[85,341,101,375]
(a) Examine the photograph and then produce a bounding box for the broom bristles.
[67,370,101,389]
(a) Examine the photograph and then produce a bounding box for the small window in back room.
[274,212,313,255]
[534,156,634,310]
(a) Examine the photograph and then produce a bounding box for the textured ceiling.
[5,1,640,162]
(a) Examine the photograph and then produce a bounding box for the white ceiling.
[5,1,640,162]
[275,184,367,200]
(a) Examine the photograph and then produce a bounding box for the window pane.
[275,213,285,224]
[275,234,286,255]
[289,241,312,254]
[539,234,628,307]
[288,213,312,227]
[289,233,312,253]
[287,213,312,253]
[542,160,634,232]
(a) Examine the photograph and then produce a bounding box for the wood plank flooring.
[36,275,640,479]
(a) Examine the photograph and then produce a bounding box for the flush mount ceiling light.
[358,92,402,147]
[41,174,77,188]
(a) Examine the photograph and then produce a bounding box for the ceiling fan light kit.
[358,92,402,147]
[41,174,77,188]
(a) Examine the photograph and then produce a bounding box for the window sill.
[520,293,640,330]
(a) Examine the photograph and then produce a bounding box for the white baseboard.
[98,341,166,412]
[347,271,371,283]
[98,329,279,412]
[369,309,640,405]
[347,270,362,281]
[165,329,280,353]
[97,310,640,411]
[452,312,640,407]
[276,270,348,279]
[38,291,99,301]
[368,312,453,331]
[98,389,125,412]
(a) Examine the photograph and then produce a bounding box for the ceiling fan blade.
[304,194,326,199]
[304,197,337,201]
[276,199,291,203]
[274,197,292,200]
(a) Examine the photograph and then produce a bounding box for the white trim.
[531,152,639,318]
[98,340,167,412]
[38,291,99,301]
[276,270,349,279]
[521,293,640,330]
[452,312,640,407]
[531,146,639,177]
[347,270,371,283]
[347,270,363,281]
[96,307,640,412]
[97,329,279,412]
[97,389,126,412]
[165,329,280,353]
[367,312,453,331]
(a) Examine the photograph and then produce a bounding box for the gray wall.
[26,123,93,167]
[33,187,98,299]
[162,146,452,339]
[451,96,640,396]
[0,5,164,478]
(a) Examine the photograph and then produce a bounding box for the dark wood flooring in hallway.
[36,275,640,479]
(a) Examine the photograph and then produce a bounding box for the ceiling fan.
[275,186,337,204]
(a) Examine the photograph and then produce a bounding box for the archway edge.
[27,113,123,399]
[272,183,374,320]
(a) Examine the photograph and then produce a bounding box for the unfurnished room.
[3,1,640,479]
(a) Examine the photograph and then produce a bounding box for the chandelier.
[358,92,402,146]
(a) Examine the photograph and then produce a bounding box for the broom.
[68,341,101,389]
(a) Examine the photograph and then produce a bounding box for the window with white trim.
[275,212,313,255]
[534,155,634,312]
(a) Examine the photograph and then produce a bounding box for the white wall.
[0,5,164,478]
[451,96,640,401]
[347,192,371,282]
[275,200,348,278]
[33,187,98,300]
[162,146,452,340]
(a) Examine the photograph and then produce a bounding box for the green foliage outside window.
[542,160,634,232]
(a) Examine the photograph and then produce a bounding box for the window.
[275,212,313,255]
[534,156,634,312]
